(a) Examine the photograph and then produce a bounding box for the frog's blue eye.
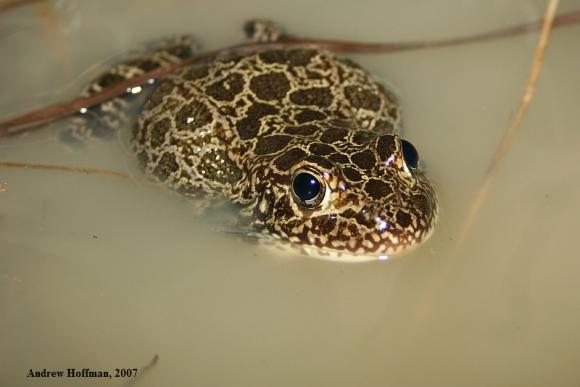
[292,171,324,207]
[401,139,419,169]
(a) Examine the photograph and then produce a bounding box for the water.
[1,0,580,386]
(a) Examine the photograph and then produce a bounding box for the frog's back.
[132,47,401,199]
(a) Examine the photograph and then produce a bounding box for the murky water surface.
[1,1,580,386]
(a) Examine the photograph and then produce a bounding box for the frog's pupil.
[401,140,419,168]
[293,172,321,201]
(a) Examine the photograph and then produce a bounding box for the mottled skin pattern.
[69,22,438,258]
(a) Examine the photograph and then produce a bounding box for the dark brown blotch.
[352,130,377,145]
[149,117,172,148]
[254,135,292,155]
[274,147,307,171]
[205,72,244,101]
[342,167,363,182]
[328,153,349,164]
[320,127,349,143]
[284,124,319,136]
[308,143,335,155]
[303,155,334,171]
[364,179,392,199]
[355,210,376,229]
[274,195,294,219]
[351,149,377,171]
[258,49,317,66]
[153,152,178,180]
[289,87,333,108]
[249,72,290,101]
[236,103,278,140]
[294,109,326,123]
[175,101,212,131]
[246,102,278,120]
[236,117,259,140]
[396,211,412,228]
[376,135,397,161]
[311,215,337,235]
[344,85,381,111]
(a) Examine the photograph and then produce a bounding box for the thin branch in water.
[0,9,579,138]
[0,161,143,181]
[280,8,579,53]
[457,0,560,245]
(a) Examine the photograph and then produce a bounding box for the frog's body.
[65,22,438,258]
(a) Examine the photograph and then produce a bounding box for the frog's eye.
[291,170,325,208]
[401,139,419,169]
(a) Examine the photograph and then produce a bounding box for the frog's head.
[248,128,438,259]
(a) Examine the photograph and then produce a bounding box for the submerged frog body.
[67,22,438,258]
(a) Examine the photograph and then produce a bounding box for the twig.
[280,8,578,53]
[0,161,143,181]
[457,0,559,244]
[0,9,579,138]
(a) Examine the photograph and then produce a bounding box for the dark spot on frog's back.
[308,143,335,155]
[235,103,278,140]
[364,179,392,199]
[149,117,172,148]
[289,87,333,108]
[246,102,279,120]
[254,135,292,155]
[249,72,290,101]
[274,147,307,171]
[342,167,363,182]
[284,124,319,136]
[352,130,377,145]
[320,127,348,143]
[376,135,397,161]
[205,72,244,101]
[154,152,178,180]
[304,155,334,170]
[351,149,377,171]
[344,85,382,111]
[294,109,326,123]
[329,153,349,164]
[175,101,212,130]
[258,49,317,66]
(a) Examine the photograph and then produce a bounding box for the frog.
[61,20,438,259]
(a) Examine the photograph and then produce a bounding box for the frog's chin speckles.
[255,235,427,263]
